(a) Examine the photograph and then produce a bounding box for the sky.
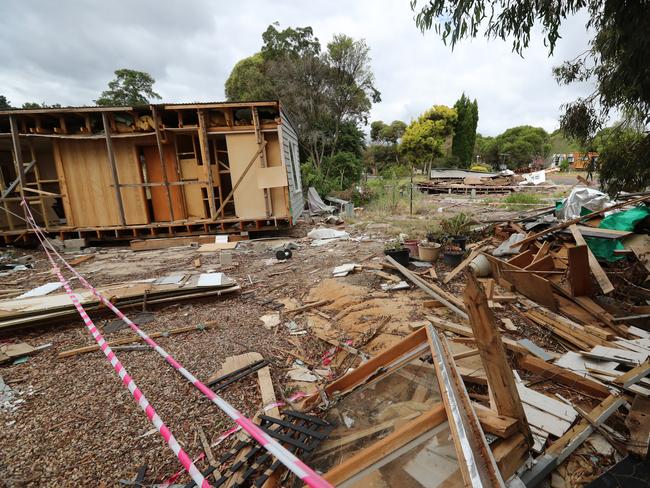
[0,0,594,136]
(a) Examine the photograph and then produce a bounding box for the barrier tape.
[25,219,209,487]
[22,201,331,488]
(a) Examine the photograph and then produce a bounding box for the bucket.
[468,254,490,277]
[384,248,410,267]
[403,240,419,257]
[418,242,441,262]
[443,250,464,267]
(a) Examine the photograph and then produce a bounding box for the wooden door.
[142,145,186,222]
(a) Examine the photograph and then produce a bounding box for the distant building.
[551,152,598,170]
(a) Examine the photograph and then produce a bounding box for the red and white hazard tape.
[22,202,331,488]
[31,233,210,487]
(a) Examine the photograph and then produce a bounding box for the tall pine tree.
[451,94,479,167]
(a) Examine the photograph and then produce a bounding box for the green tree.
[21,102,62,109]
[0,95,11,109]
[224,54,276,100]
[473,133,496,165]
[489,126,551,169]
[400,105,457,173]
[410,0,650,195]
[451,94,479,167]
[598,129,650,195]
[225,23,379,171]
[548,128,582,155]
[95,69,162,106]
[261,23,320,60]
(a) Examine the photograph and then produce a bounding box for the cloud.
[0,0,594,135]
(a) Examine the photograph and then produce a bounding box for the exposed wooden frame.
[197,109,217,219]
[322,404,447,485]
[213,140,267,218]
[101,112,126,226]
[9,115,26,201]
[427,325,505,487]
[463,273,533,446]
[252,106,272,217]
[151,106,175,221]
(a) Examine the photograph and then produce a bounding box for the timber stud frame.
[0,101,304,243]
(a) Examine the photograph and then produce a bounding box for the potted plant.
[384,241,410,267]
[440,213,473,250]
[442,241,465,266]
[417,239,442,262]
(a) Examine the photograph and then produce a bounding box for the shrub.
[559,159,570,172]
[470,164,491,173]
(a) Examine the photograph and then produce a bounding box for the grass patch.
[502,192,544,210]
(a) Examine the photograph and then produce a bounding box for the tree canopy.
[95,69,162,106]
[411,0,650,194]
[400,105,457,170]
[474,126,550,169]
[451,94,479,167]
[0,95,11,109]
[224,23,380,195]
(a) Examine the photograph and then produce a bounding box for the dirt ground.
[0,180,595,487]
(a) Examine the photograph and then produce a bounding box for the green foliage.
[400,105,457,168]
[21,102,62,109]
[469,164,490,173]
[302,151,364,196]
[95,69,161,106]
[598,128,650,196]
[485,126,550,169]
[549,129,582,154]
[261,23,320,60]
[559,159,570,172]
[371,120,407,144]
[366,119,407,174]
[503,193,542,205]
[410,0,650,195]
[224,53,276,101]
[439,213,472,236]
[451,94,479,167]
[225,23,379,173]
[0,95,11,109]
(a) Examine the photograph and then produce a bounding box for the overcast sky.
[0,0,594,136]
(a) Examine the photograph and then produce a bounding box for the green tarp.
[586,206,650,262]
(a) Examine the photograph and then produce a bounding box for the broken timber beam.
[463,273,533,447]
[386,255,468,320]
[427,325,506,487]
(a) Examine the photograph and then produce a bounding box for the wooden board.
[142,144,186,221]
[569,225,614,294]
[179,157,206,219]
[226,133,267,219]
[503,269,557,311]
[113,139,148,225]
[56,139,122,226]
[257,166,288,189]
[265,133,288,218]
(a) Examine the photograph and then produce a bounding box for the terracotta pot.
[403,239,419,257]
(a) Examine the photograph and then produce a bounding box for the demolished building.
[0,101,303,242]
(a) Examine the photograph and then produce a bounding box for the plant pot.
[403,239,419,257]
[384,248,410,267]
[452,235,468,250]
[468,254,490,277]
[442,250,464,267]
[418,242,441,262]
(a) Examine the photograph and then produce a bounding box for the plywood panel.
[179,158,206,219]
[57,139,120,226]
[226,133,268,219]
[113,139,148,225]
[257,166,287,189]
[265,134,289,218]
[142,144,186,222]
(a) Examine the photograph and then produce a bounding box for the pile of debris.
[417,168,558,195]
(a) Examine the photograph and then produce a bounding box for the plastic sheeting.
[588,206,650,262]
[556,187,611,220]
[307,187,335,215]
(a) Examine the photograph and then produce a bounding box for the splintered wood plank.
[443,247,484,284]
[516,354,610,398]
[463,274,533,446]
[613,359,650,388]
[570,224,614,294]
[208,352,263,382]
[523,254,555,272]
[503,269,557,311]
